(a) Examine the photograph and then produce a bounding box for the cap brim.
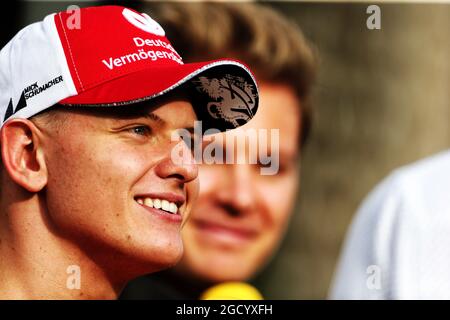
[59,59,259,132]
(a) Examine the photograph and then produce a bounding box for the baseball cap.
[0,5,259,132]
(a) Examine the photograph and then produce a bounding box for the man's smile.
[134,193,186,222]
[136,197,179,214]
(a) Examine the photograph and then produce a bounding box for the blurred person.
[330,150,450,299]
[0,5,259,299]
[121,2,317,299]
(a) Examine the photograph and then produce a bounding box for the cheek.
[44,137,150,234]
[183,178,199,225]
[189,165,224,219]
[197,165,219,192]
[259,173,299,230]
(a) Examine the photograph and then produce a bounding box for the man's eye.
[129,125,151,136]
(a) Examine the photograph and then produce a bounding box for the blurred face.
[38,97,199,279]
[178,83,302,282]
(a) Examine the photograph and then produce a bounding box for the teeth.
[136,197,179,214]
[144,198,153,207]
[169,203,178,214]
[161,200,170,211]
[153,199,161,209]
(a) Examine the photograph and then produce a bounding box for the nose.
[155,141,198,183]
[215,164,257,215]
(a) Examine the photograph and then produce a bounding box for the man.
[0,5,258,299]
[121,2,317,299]
[330,150,450,299]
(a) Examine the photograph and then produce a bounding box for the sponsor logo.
[23,76,63,99]
[122,8,165,36]
[101,36,182,71]
[4,75,63,122]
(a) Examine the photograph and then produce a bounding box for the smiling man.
[0,6,258,299]
[121,2,316,299]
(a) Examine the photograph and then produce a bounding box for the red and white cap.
[0,5,259,131]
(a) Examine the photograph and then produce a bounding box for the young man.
[121,2,317,299]
[0,5,258,299]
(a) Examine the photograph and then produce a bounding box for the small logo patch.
[4,75,63,122]
[122,8,165,36]
[194,75,257,127]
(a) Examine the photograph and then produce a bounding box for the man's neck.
[0,197,120,299]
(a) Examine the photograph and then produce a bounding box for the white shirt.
[330,150,450,299]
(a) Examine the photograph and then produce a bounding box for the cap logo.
[195,75,257,128]
[122,8,165,36]
[4,75,64,122]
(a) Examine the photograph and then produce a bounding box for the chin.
[138,242,183,268]
[186,254,258,284]
[102,235,185,278]
[195,267,254,285]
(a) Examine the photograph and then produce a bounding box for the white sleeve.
[330,151,450,299]
[328,173,405,300]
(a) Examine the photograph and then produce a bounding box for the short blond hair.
[149,2,317,146]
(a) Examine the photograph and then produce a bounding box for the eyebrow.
[143,112,165,126]
[140,112,196,134]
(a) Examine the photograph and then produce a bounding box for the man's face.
[37,97,199,277]
[178,83,301,282]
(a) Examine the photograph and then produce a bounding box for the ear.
[0,119,48,192]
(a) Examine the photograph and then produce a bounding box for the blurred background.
[5,0,450,299]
